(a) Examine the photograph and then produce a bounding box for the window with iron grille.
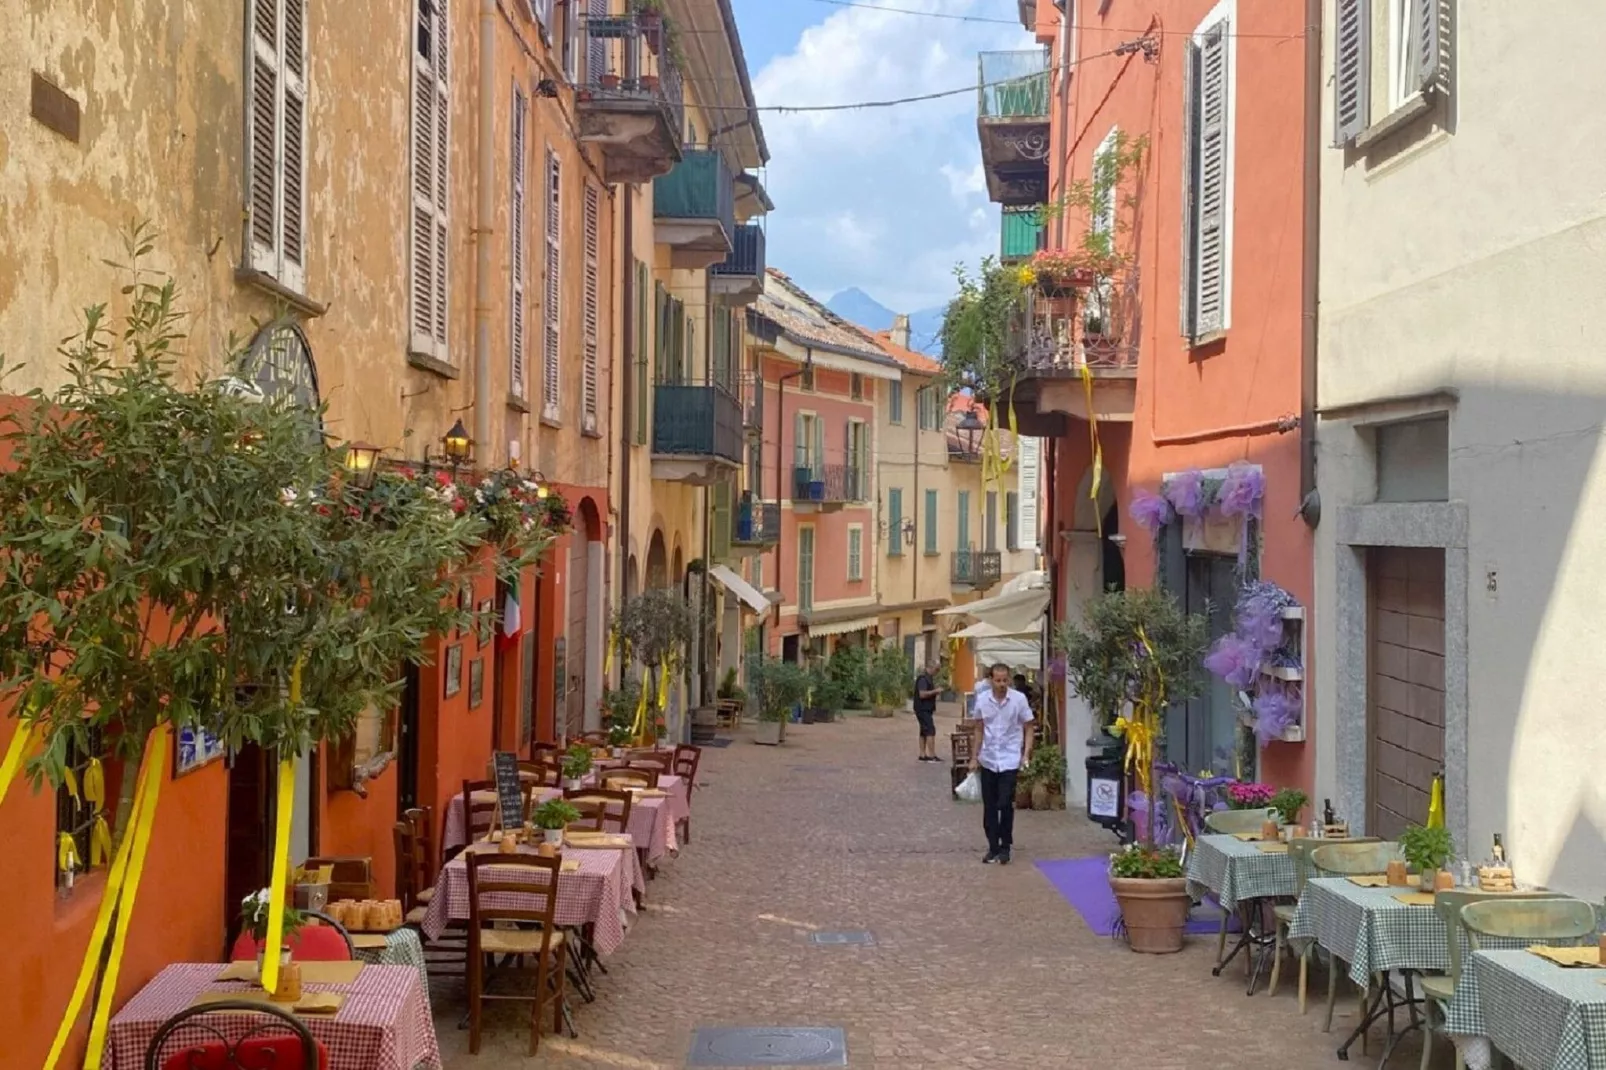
[55,727,108,891]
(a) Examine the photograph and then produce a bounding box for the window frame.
[924,488,939,555]
[797,524,816,613]
[847,524,864,582]
[54,727,109,892]
[1180,1,1236,342]
[888,380,904,424]
[408,0,450,362]
[887,487,904,558]
[541,146,562,423]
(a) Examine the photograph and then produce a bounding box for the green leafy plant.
[1021,744,1064,792]
[866,645,913,709]
[531,798,582,831]
[561,743,593,780]
[1269,787,1309,828]
[808,663,846,713]
[1036,131,1147,339]
[0,230,484,841]
[607,722,634,748]
[612,589,696,710]
[717,666,744,702]
[600,679,641,729]
[242,888,308,944]
[826,643,868,705]
[939,257,1027,401]
[1110,843,1185,880]
[1399,824,1454,875]
[747,657,810,723]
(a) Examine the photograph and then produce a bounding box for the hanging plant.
[939,256,1027,402]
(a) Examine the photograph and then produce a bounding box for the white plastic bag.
[954,771,982,802]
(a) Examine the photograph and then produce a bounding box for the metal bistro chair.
[1309,841,1405,1044]
[228,909,355,963]
[144,1000,328,1070]
[464,852,571,1056]
[1270,837,1381,1012]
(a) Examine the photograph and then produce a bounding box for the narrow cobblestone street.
[440,710,1380,1068]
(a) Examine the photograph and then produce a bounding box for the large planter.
[754,719,783,745]
[870,705,896,719]
[1110,876,1191,954]
[800,706,818,725]
[816,707,836,723]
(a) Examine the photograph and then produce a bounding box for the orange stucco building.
[992,1,1317,795]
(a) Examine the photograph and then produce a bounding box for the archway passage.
[567,498,604,736]
[646,530,668,590]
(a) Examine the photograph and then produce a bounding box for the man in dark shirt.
[913,661,941,761]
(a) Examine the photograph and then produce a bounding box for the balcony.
[789,462,866,512]
[1000,207,1044,263]
[740,372,764,436]
[731,496,781,554]
[574,12,685,184]
[711,224,766,305]
[977,50,1050,207]
[987,288,1140,438]
[951,549,1003,590]
[650,381,742,485]
[653,149,737,269]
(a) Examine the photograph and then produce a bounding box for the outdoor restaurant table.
[418,842,643,955]
[1186,833,1296,912]
[441,774,687,858]
[1287,876,1449,986]
[1444,948,1606,1070]
[354,927,430,1001]
[101,963,440,1070]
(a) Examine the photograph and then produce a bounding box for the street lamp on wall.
[442,419,473,467]
[956,407,984,456]
[342,440,382,489]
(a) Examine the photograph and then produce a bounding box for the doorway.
[1366,547,1445,840]
[1177,553,1244,776]
[224,742,316,940]
[396,662,421,814]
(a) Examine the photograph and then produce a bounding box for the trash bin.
[1084,733,1126,834]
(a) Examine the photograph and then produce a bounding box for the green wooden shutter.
[957,491,971,551]
[887,488,903,557]
[711,481,731,562]
[985,491,998,552]
[924,488,938,553]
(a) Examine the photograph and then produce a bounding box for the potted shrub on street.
[1058,587,1206,953]
[866,644,911,718]
[749,656,809,745]
[1400,824,1454,892]
[532,798,581,845]
[562,743,592,790]
[1024,744,1065,810]
[811,669,846,724]
[612,589,696,744]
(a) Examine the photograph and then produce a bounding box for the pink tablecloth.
[442,774,688,857]
[419,844,643,956]
[102,963,439,1070]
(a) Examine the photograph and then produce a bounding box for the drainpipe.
[775,354,808,653]
[911,384,921,606]
[1299,0,1322,514]
[618,192,635,687]
[473,0,494,458]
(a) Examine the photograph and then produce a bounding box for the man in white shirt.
[967,662,1035,864]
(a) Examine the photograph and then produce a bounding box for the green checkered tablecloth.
[355,927,431,1003]
[1287,877,1448,985]
[1443,949,1606,1070]
[1185,834,1296,912]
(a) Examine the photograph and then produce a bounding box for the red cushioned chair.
[145,999,328,1069]
[228,908,355,963]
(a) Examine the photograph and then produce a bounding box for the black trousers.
[978,766,1018,852]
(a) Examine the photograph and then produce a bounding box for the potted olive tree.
[867,645,912,718]
[1057,588,1206,953]
[748,656,809,745]
[612,589,696,743]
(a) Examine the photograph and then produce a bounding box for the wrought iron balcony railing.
[951,549,1003,589]
[575,11,685,183]
[651,382,742,464]
[790,462,867,504]
[712,223,765,279]
[732,496,781,547]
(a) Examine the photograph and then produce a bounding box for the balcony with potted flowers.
[729,493,780,554]
[574,6,685,184]
[790,451,865,513]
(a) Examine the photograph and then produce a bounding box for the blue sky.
[728,0,1036,314]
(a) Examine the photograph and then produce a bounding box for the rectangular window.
[958,490,971,550]
[846,420,868,501]
[850,373,864,400]
[247,0,309,291]
[798,527,816,613]
[918,387,943,431]
[634,261,649,444]
[582,182,600,433]
[889,380,904,424]
[984,490,998,552]
[887,488,904,557]
[55,729,110,891]
[795,412,820,472]
[800,364,815,392]
[409,0,449,360]
[1181,14,1231,340]
[847,526,863,581]
[509,85,527,398]
[1005,491,1020,550]
[542,149,562,420]
[751,553,764,591]
[924,488,938,554]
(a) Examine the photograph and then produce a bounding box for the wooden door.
[1367,547,1446,840]
[225,744,271,940]
[397,663,421,813]
[566,536,590,738]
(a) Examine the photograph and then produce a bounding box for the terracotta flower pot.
[1030,781,1050,810]
[1110,876,1191,954]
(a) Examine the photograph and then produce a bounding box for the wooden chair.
[1417,890,1567,1070]
[672,745,701,844]
[1270,837,1381,1012]
[393,814,440,923]
[229,909,355,963]
[143,1000,328,1070]
[530,741,562,760]
[564,788,633,836]
[402,806,437,903]
[301,855,374,902]
[627,749,673,775]
[1203,807,1280,834]
[715,697,742,729]
[519,760,561,787]
[601,767,658,791]
[464,853,570,1056]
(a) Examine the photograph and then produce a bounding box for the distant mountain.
[825,288,947,356]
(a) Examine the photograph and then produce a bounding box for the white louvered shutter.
[510,87,527,397]
[1193,20,1229,337]
[246,0,281,277]
[1411,0,1442,93]
[411,0,450,359]
[280,0,306,290]
[582,182,600,432]
[587,0,606,83]
[1334,0,1371,145]
[542,149,561,419]
[793,412,805,472]
[1179,41,1200,337]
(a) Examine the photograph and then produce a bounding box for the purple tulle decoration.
[1048,655,1066,682]
[1251,685,1302,745]
[1163,469,1207,518]
[1235,581,1295,653]
[1128,488,1172,534]
[1202,633,1260,689]
[1216,461,1265,518]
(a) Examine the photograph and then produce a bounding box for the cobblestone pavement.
[439,709,1417,1068]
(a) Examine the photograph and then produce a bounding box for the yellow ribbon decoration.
[63,764,80,803]
[89,814,113,867]
[45,724,166,1070]
[57,832,81,875]
[0,719,33,809]
[631,667,651,741]
[259,757,297,994]
[1426,773,1445,830]
[602,631,615,678]
[84,724,168,1068]
[657,661,670,711]
[1081,363,1104,536]
[83,757,105,809]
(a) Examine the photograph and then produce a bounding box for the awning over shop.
[805,616,878,639]
[936,586,1050,635]
[708,564,770,614]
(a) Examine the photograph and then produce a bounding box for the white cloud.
[750,1,1034,315]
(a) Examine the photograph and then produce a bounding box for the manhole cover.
[809,930,875,946]
[687,1027,847,1067]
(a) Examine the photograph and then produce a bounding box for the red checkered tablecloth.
[101,963,440,1070]
[419,845,641,955]
[443,776,688,858]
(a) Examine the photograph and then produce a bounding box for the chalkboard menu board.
[491,751,524,835]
